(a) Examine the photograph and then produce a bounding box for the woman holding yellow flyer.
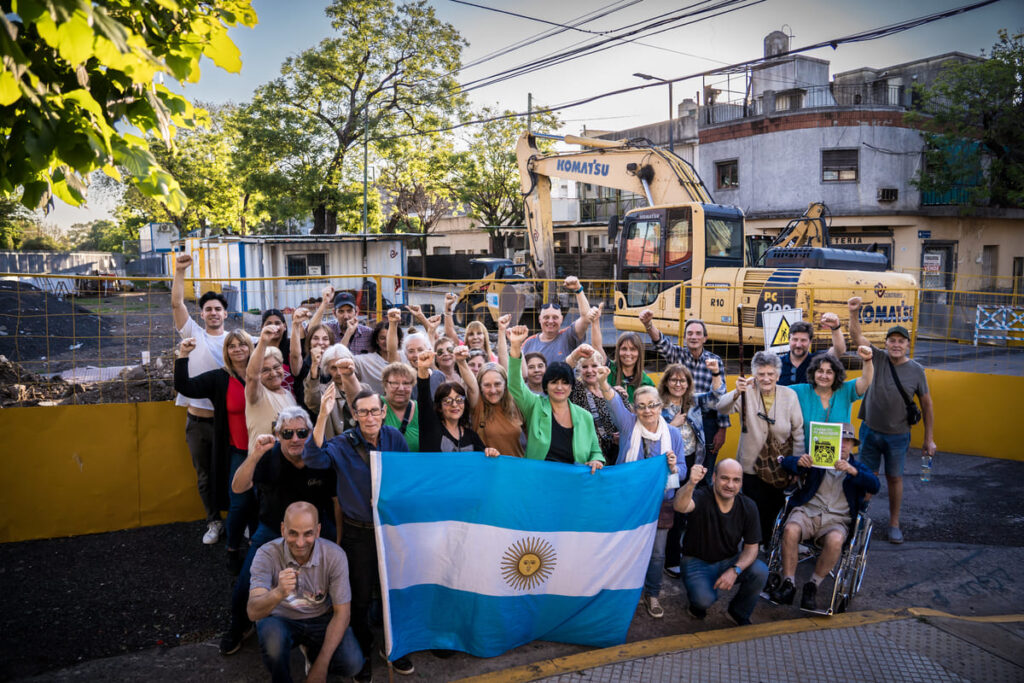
[791,345,874,455]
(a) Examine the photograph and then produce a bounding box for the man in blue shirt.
[304,386,412,679]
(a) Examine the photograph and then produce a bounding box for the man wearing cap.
[521,275,594,365]
[311,286,374,355]
[768,423,880,611]
[848,297,935,545]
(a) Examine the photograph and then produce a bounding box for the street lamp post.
[633,72,674,154]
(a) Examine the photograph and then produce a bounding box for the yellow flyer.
[809,422,843,469]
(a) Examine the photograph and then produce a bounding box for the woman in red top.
[174,329,255,574]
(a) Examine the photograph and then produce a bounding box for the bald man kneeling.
[673,459,768,626]
[248,502,364,682]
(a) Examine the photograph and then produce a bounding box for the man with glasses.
[219,407,338,656]
[304,387,413,679]
[522,275,595,365]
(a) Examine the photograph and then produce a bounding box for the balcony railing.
[702,83,906,125]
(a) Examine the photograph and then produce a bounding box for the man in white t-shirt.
[173,253,231,545]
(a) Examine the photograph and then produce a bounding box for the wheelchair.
[762,505,873,615]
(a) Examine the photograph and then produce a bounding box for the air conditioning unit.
[877,187,898,202]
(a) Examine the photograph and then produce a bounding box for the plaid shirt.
[322,319,374,355]
[652,335,731,428]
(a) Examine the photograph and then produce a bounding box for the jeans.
[230,523,279,631]
[185,415,217,522]
[227,447,258,549]
[340,522,379,655]
[681,554,768,621]
[858,424,911,476]
[256,613,364,683]
[644,528,669,596]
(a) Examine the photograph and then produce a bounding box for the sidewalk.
[457,609,1024,682]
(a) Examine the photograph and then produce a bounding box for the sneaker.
[769,578,796,605]
[203,520,223,545]
[380,648,415,675]
[687,604,707,620]
[727,605,752,626]
[642,594,665,618]
[800,581,818,611]
[218,622,253,656]
[888,526,904,544]
[663,566,681,579]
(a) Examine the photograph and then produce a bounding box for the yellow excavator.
[516,131,917,344]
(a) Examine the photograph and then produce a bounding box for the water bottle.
[920,455,933,482]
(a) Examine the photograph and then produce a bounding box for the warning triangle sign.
[771,316,792,347]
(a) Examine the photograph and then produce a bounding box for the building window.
[822,149,858,182]
[287,253,328,281]
[982,245,998,278]
[433,246,451,255]
[715,160,738,189]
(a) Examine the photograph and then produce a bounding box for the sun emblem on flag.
[500,537,556,591]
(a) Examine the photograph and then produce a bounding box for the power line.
[384,0,1002,140]
[448,0,609,35]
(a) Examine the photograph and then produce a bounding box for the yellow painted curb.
[454,608,1024,683]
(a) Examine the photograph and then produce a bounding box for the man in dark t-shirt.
[674,458,768,625]
[219,406,339,657]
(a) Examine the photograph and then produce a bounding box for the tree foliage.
[0,0,257,213]
[241,0,466,234]
[0,194,38,248]
[66,218,132,252]
[909,30,1024,209]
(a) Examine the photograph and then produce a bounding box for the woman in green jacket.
[507,325,605,473]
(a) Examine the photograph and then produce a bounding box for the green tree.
[909,30,1024,209]
[452,107,561,253]
[242,0,466,234]
[0,194,38,249]
[0,0,257,212]
[379,134,457,275]
[67,218,133,252]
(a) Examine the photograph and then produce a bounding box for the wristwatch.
[733,565,742,575]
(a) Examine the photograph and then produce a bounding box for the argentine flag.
[371,451,667,659]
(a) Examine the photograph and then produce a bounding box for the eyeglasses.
[355,407,384,417]
[668,377,687,384]
[436,347,454,354]
[635,401,663,412]
[280,428,310,440]
[441,396,466,406]
[757,412,776,425]
[386,381,413,389]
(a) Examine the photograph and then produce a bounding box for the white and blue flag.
[371,451,667,659]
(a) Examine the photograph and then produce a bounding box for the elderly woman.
[507,325,604,470]
[174,329,254,572]
[304,344,369,440]
[717,350,804,544]
[596,369,685,619]
[377,361,421,451]
[567,344,619,464]
[464,362,526,457]
[792,346,874,454]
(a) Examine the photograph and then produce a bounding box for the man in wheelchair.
[768,423,880,611]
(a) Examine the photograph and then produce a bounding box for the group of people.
[171,253,936,682]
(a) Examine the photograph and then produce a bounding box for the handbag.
[886,356,922,426]
[754,433,794,489]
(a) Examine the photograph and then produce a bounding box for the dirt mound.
[0,280,116,362]
[0,351,176,407]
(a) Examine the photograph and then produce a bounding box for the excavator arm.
[516,131,714,280]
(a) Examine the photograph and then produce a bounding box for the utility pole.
[362,109,369,233]
[633,73,674,153]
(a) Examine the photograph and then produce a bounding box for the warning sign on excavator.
[763,308,804,352]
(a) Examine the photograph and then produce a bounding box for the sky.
[46,0,1020,230]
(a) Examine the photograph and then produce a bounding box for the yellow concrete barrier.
[0,368,1018,543]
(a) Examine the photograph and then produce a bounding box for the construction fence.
[0,272,1022,409]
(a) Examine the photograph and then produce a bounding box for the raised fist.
[445,292,457,310]
[848,296,862,312]
[405,303,422,318]
[638,309,654,327]
[321,285,335,303]
[595,365,611,382]
[319,382,337,412]
[454,346,470,362]
[689,464,707,484]
[416,349,436,370]
[175,253,193,272]
[425,315,441,332]
[337,357,356,377]
[277,568,297,596]
[586,301,604,324]
[179,337,197,356]
[507,325,530,345]
[292,307,311,324]
[252,434,275,457]
[576,343,595,359]
[856,345,872,361]
[310,345,324,366]
[260,324,280,342]
[705,357,719,374]
[820,311,839,331]
[563,275,581,292]
[387,308,402,324]
[345,317,359,333]
[497,313,512,331]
